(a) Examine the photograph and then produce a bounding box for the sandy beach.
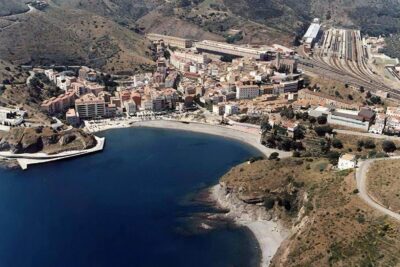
[211,184,289,267]
[85,119,291,158]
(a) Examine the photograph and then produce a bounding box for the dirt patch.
[367,159,400,213]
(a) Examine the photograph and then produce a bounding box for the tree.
[280,106,295,119]
[332,139,343,149]
[366,91,372,98]
[364,139,376,149]
[382,140,397,153]
[317,115,327,125]
[314,125,333,137]
[309,117,317,124]
[302,112,309,121]
[320,139,331,154]
[326,151,340,165]
[260,117,272,133]
[357,140,364,149]
[280,139,293,151]
[265,135,277,148]
[370,96,382,105]
[293,127,305,140]
[269,152,280,160]
[359,86,365,93]
[292,151,301,157]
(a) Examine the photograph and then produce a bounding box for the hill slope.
[0,1,154,73]
[2,0,400,72]
[0,0,29,16]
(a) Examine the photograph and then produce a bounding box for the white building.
[369,113,386,134]
[328,109,370,131]
[213,103,225,115]
[0,107,25,126]
[338,154,357,170]
[44,69,58,83]
[124,101,137,116]
[236,85,260,100]
[225,103,240,116]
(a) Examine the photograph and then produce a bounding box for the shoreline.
[86,119,291,158]
[210,184,289,267]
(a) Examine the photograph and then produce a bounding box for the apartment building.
[274,80,299,94]
[40,89,76,114]
[71,80,105,97]
[236,85,260,99]
[75,93,106,119]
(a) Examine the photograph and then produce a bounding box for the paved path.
[356,157,400,222]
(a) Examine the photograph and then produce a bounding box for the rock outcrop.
[0,127,97,154]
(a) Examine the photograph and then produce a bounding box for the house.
[338,154,357,170]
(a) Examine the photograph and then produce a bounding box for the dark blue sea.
[0,128,261,267]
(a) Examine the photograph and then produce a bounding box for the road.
[26,71,35,86]
[356,157,400,222]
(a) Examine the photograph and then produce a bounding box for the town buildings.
[147,33,193,49]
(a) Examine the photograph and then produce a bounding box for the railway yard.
[298,27,400,101]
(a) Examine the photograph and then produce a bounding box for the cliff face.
[220,159,306,224]
[0,127,96,154]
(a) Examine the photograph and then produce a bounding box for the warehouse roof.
[304,23,321,40]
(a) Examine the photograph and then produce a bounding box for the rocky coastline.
[210,183,290,267]
[0,127,97,155]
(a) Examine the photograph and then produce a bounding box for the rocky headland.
[0,127,97,155]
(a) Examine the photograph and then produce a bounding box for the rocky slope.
[219,158,400,266]
[0,127,97,154]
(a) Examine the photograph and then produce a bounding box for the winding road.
[356,157,400,221]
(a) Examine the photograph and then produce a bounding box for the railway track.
[306,27,400,99]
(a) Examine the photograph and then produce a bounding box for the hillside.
[0,0,29,16]
[220,158,400,266]
[0,1,154,74]
[2,0,400,72]
[0,60,27,84]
